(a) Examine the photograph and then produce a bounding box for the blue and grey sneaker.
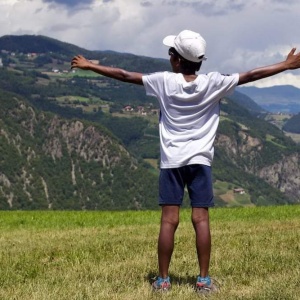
[152,276,171,291]
[196,275,218,294]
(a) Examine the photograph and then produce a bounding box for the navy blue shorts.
[159,164,214,208]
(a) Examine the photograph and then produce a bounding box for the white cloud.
[245,73,300,89]
[1,0,300,88]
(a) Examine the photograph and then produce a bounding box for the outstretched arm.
[71,55,144,85]
[238,48,300,86]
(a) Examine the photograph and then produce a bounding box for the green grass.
[0,206,299,299]
[266,134,287,149]
[70,69,102,78]
[56,96,90,103]
[285,132,300,143]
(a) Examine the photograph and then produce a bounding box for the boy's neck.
[182,74,197,82]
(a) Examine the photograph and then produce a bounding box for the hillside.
[0,34,170,74]
[0,91,158,210]
[0,35,89,57]
[228,90,267,116]
[283,112,300,133]
[215,99,300,205]
[0,34,300,209]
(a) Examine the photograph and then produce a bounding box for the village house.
[89,60,99,65]
[137,106,144,114]
[123,105,133,112]
[151,109,160,115]
[27,53,38,58]
[233,188,245,194]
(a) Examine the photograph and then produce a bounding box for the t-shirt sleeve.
[212,72,239,97]
[142,72,165,97]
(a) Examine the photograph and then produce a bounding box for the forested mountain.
[0,91,158,210]
[0,34,300,209]
[215,99,300,205]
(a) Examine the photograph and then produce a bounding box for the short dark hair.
[169,47,202,72]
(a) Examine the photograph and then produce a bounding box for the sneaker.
[196,276,218,294]
[152,276,171,291]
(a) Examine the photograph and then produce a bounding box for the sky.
[1,0,300,88]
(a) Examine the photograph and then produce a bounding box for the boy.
[71,30,300,293]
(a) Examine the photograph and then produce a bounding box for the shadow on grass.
[146,271,196,288]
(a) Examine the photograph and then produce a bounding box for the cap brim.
[163,35,176,47]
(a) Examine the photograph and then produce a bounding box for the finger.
[72,55,81,61]
[71,60,78,67]
[289,48,296,55]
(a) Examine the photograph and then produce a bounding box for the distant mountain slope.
[0,34,170,73]
[238,85,300,113]
[0,34,89,56]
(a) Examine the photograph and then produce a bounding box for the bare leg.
[191,207,211,277]
[157,205,180,278]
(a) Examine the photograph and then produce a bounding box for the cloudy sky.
[1,0,300,88]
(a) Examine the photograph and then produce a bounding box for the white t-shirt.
[142,71,239,168]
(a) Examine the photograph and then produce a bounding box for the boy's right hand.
[71,55,92,70]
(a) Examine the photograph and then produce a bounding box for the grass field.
[0,206,299,300]
[285,132,300,143]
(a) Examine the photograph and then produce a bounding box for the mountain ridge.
[238,85,300,113]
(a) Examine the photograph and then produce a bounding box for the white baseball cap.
[163,30,207,63]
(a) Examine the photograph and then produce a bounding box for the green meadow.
[0,206,299,300]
